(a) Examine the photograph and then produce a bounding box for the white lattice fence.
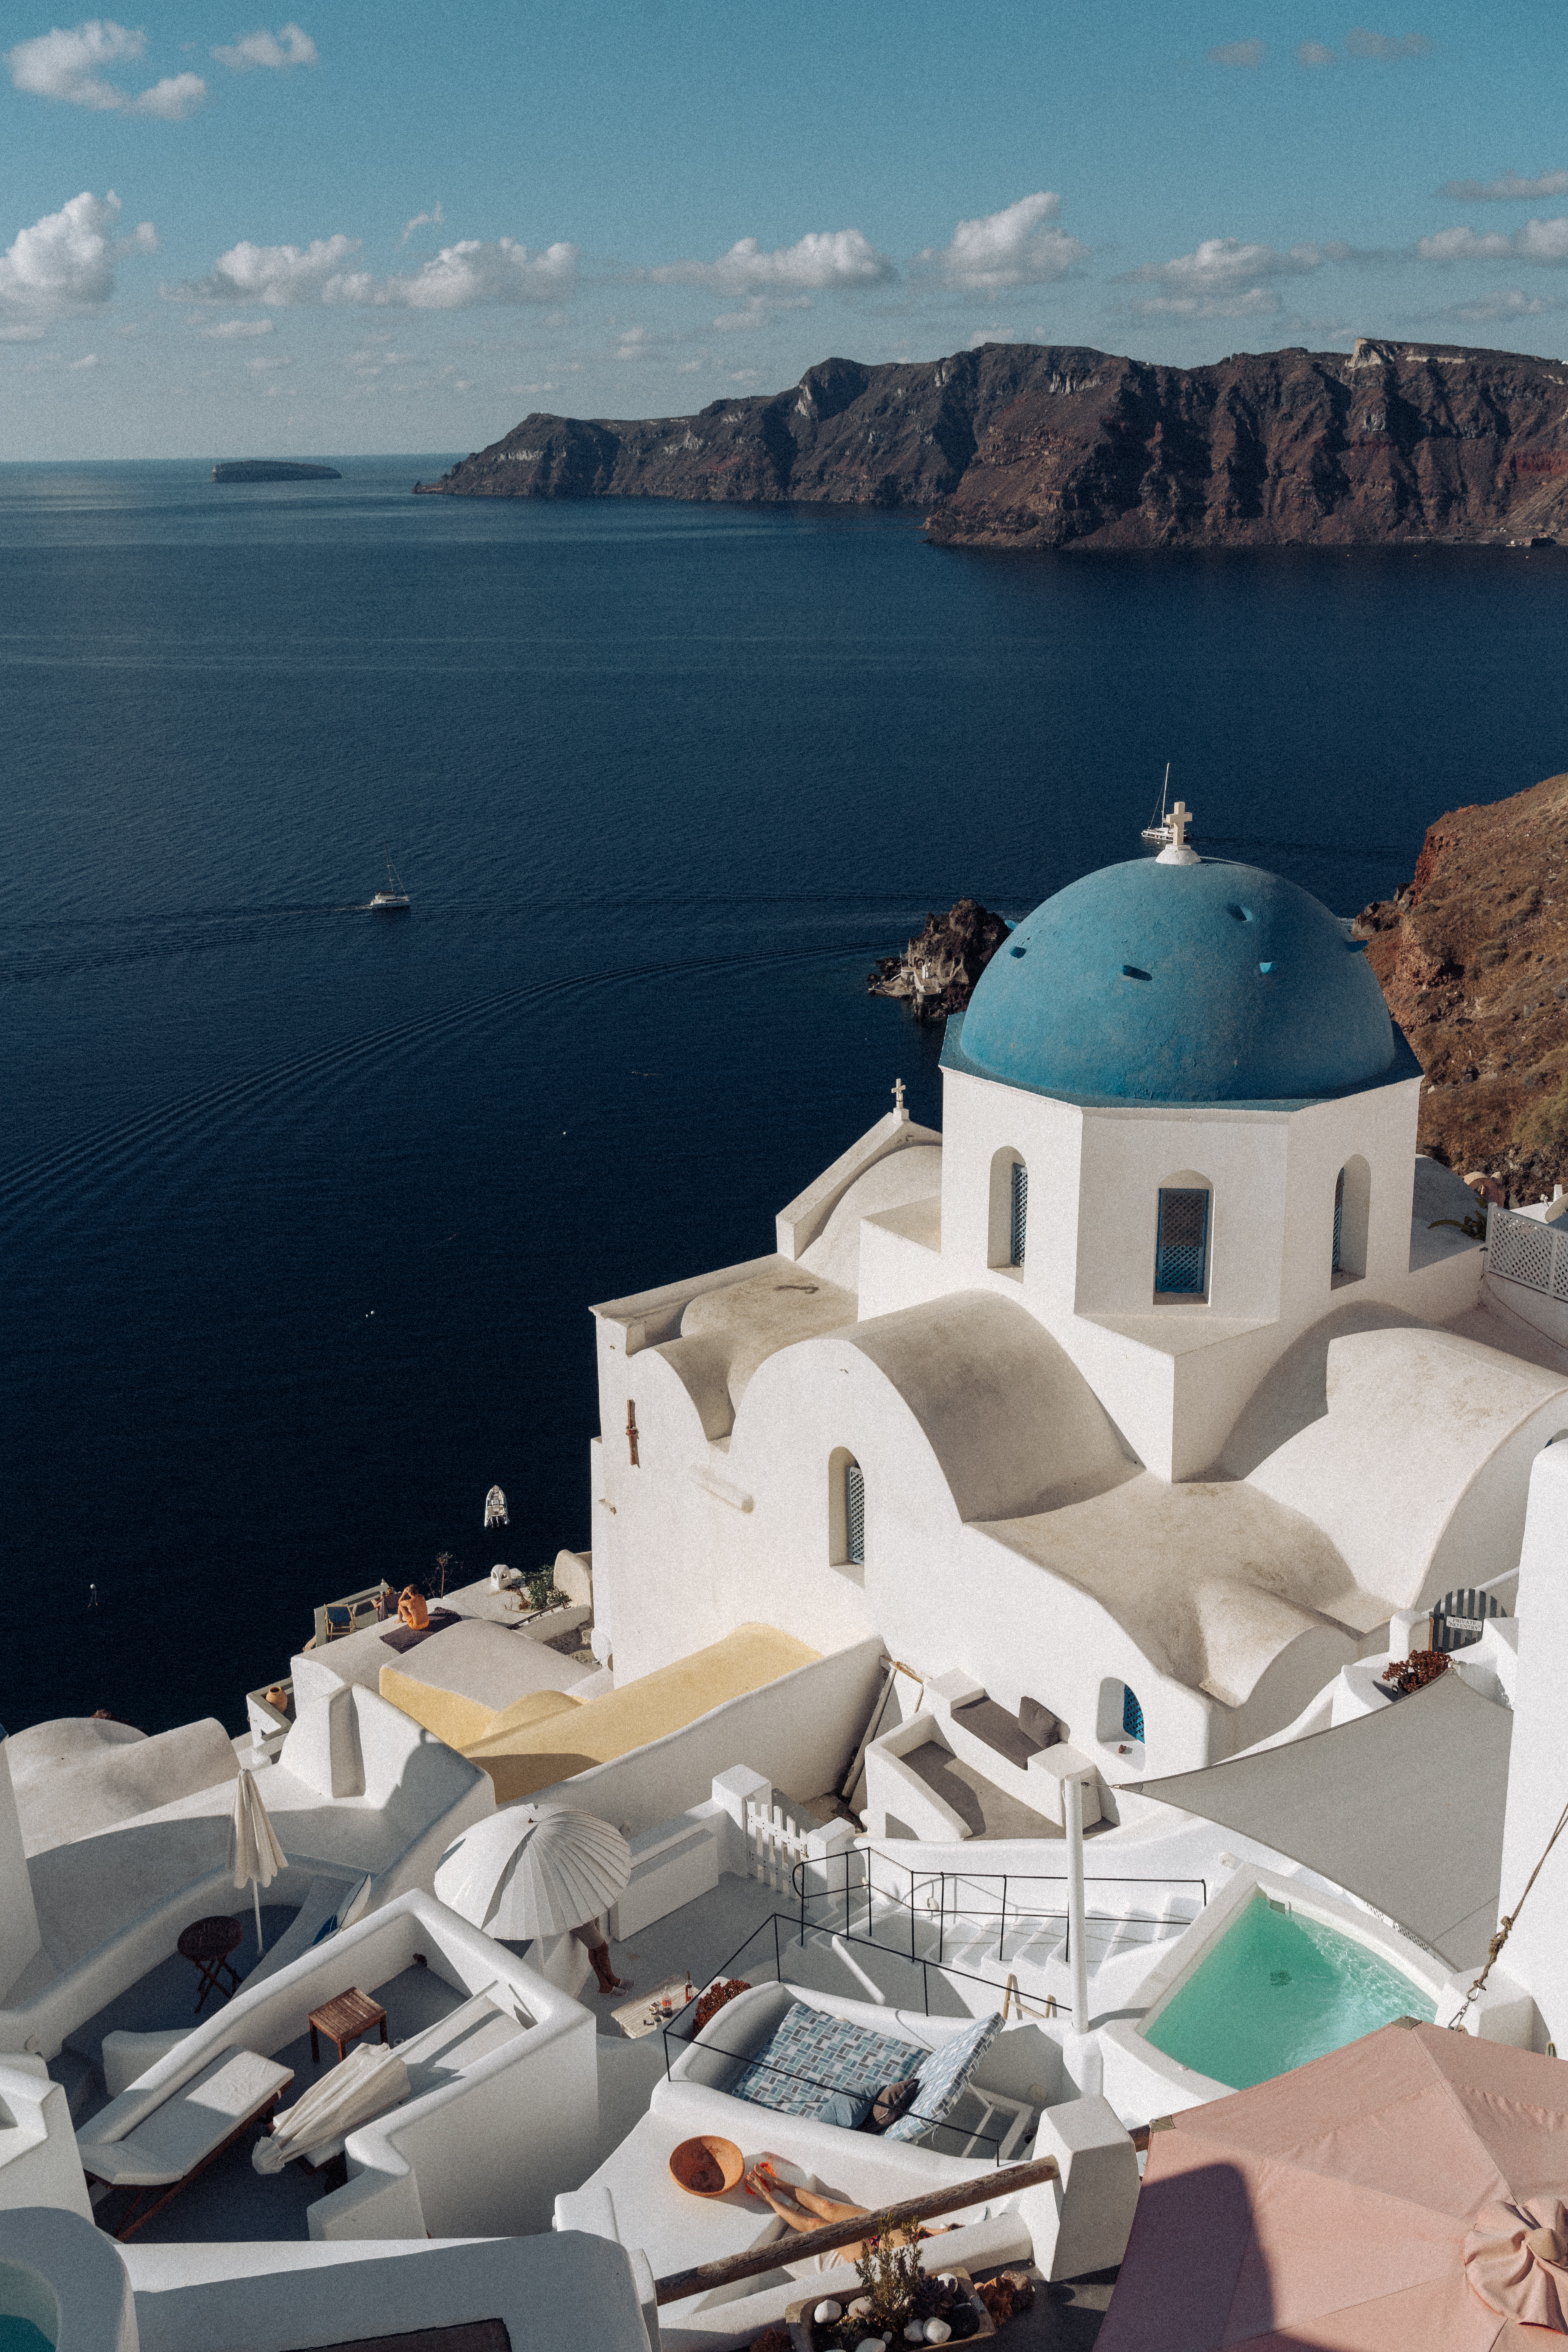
[1488,1207,1568,1301]
[746,1798,810,1892]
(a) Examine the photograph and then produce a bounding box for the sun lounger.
[77,2045,294,2239]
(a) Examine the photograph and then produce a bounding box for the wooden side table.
[177,1915,243,2013]
[309,1985,388,2066]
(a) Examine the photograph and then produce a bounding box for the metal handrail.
[792,1847,1207,1967]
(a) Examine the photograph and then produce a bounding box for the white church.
[589,810,1568,1788]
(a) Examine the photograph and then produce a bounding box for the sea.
[5,455,1568,1737]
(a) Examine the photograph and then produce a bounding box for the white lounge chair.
[77,2045,294,2239]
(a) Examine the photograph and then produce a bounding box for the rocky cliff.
[415,338,1568,549]
[1358,770,1568,1192]
[868,898,1010,1022]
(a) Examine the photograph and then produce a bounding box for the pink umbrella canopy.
[1098,2020,1568,2351]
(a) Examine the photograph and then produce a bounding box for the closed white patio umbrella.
[434,1805,631,1941]
[252,2042,410,2174]
[228,1767,287,1957]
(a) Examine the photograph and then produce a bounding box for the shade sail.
[1096,2020,1568,2351]
[1130,1672,1511,1966]
[434,1804,631,1940]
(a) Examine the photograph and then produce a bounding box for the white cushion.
[82,2048,292,2186]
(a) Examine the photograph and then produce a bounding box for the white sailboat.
[484,1485,508,1529]
[1142,763,1175,848]
[369,850,410,911]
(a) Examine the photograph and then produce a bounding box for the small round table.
[177,1914,243,2013]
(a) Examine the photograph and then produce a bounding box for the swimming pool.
[0,2319,53,2352]
[1142,1890,1435,2090]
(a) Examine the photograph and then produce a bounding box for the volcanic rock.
[868,898,1011,1022]
[414,338,1568,550]
[1357,769,1568,1193]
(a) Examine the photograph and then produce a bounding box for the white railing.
[746,1798,810,1892]
[1488,1207,1568,1303]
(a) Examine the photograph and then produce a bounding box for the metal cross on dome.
[892,1078,906,1112]
[1168,799,1194,849]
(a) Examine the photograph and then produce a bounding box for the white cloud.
[915,193,1087,291]
[176,227,576,309]
[969,325,1017,346]
[1424,289,1568,323]
[1296,40,1337,65]
[212,23,317,70]
[175,232,361,303]
[245,352,291,370]
[201,316,275,338]
[711,292,811,332]
[730,369,761,383]
[1208,38,1265,67]
[1417,218,1568,264]
[1344,27,1429,58]
[0,189,153,319]
[67,350,99,367]
[1122,236,1325,298]
[0,321,46,341]
[1438,170,1568,203]
[646,228,893,293]
[130,70,205,116]
[373,238,577,308]
[5,20,206,115]
[399,202,444,247]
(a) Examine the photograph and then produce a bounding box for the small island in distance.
[211,460,342,483]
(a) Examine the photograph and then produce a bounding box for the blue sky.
[4,0,1568,457]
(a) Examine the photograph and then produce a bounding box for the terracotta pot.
[668,2134,744,2199]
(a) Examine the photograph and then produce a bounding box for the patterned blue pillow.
[732,2000,926,2120]
[882,2011,1004,2144]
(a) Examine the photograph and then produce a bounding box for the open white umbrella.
[434,1805,631,1940]
[252,2042,410,2174]
[228,1768,287,1957]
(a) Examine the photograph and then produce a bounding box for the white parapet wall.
[521,1633,886,1835]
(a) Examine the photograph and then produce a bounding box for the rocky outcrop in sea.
[414,338,1568,550]
[868,898,1010,1022]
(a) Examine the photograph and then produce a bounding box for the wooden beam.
[653,2154,1060,2306]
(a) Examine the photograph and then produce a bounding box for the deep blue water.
[5,456,1568,1736]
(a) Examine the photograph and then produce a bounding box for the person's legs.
[570,1916,631,1996]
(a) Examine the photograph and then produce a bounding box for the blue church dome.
[958,857,1397,1104]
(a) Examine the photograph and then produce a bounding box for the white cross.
[892,1078,906,1112]
[1168,799,1194,849]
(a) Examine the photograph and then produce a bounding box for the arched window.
[987,1148,1028,1271]
[1154,1178,1211,1300]
[1333,1156,1370,1282]
[828,1447,865,1580]
[1122,1684,1145,1742]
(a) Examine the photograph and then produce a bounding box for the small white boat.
[484,1484,508,1528]
[1142,762,1175,847]
[369,850,410,911]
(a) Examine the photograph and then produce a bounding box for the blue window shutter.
[1156,1188,1209,1296]
[1010,1162,1028,1267]
[845,1461,865,1566]
[1122,1684,1145,1742]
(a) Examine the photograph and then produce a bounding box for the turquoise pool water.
[1143,1894,1435,2090]
[0,2318,53,2352]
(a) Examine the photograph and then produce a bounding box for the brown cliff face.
[1357,771,1568,1192]
[867,897,1010,1022]
[415,337,1568,549]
